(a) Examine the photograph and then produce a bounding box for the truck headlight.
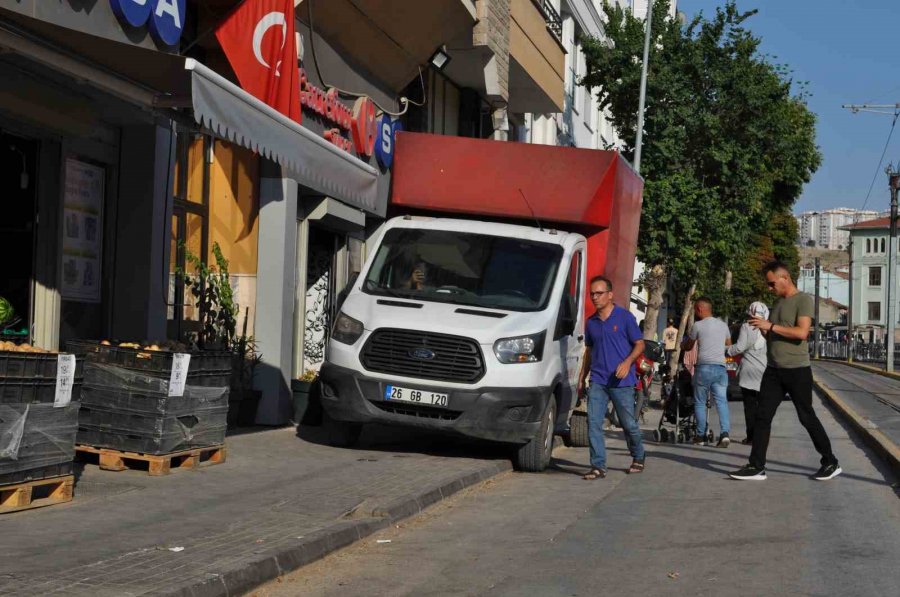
[493,332,545,364]
[332,312,364,345]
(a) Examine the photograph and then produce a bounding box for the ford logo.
[408,348,435,361]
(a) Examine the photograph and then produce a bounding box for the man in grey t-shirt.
[686,297,732,447]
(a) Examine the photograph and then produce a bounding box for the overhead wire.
[858,109,900,215]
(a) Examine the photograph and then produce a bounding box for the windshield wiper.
[364,280,416,300]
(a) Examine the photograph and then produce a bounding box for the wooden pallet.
[76,445,226,476]
[0,475,74,514]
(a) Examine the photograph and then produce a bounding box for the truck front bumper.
[318,362,551,444]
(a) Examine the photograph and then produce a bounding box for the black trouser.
[741,387,759,441]
[749,366,836,469]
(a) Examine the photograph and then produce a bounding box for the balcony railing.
[535,0,563,42]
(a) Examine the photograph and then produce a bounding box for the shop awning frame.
[185,59,378,213]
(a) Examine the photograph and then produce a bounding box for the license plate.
[384,385,449,407]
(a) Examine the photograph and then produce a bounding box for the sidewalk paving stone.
[0,424,512,596]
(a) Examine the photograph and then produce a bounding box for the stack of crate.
[67,342,231,461]
[0,351,81,513]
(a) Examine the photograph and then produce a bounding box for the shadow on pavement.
[295,421,512,462]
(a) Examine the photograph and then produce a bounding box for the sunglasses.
[590,290,610,298]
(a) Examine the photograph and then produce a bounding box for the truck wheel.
[606,401,620,428]
[515,399,557,472]
[567,411,590,447]
[322,411,362,448]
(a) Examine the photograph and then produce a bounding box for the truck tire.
[567,411,590,447]
[322,410,362,448]
[606,400,620,428]
[515,398,556,472]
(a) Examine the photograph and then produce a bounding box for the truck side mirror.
[554,295,576,340]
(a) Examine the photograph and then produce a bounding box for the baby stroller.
[653,363,698,443]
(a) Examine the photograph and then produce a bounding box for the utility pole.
[888,166,900,372]
[814,257,820,359]
[633,0,653,174]
[847,239,854,362]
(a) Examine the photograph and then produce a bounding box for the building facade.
[843,217,899,342]
[796,208,879,250]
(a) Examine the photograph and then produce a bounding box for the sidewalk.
[812,360,900,476]
[0,425,512,597]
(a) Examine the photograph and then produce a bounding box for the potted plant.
[230,333,262,428]
[291,368,318,425]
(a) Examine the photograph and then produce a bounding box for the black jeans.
[741,387,758,441]
[749,366,836,469]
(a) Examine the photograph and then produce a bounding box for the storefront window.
[168,128,209,342]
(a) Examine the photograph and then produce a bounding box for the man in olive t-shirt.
[729,261,841,481]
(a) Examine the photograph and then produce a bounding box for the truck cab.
[319,216,586,471]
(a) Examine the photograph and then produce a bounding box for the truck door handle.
[577,335,584,343]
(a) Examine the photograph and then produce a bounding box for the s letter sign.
[375,115,402,170]
[110,0,186,47]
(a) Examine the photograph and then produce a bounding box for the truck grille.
[361,329,485,383]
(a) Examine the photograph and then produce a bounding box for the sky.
[677,0,900,215]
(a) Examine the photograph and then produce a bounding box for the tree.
[581,1,820,338]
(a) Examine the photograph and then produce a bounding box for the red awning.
[391,132,644,317]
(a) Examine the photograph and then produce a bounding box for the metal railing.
[536,0,563,42]
[815,341,900,367]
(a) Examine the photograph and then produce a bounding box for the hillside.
[798,247,848,272]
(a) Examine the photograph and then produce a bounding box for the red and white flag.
[215,0,301,122]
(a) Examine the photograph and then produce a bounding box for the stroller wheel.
[707,430,715,444]
[677,432,685,444]
[653,429,662,443]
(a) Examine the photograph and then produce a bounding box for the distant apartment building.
[796,208,880,250]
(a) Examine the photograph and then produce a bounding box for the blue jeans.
[693,364,730,436]
[587,384,645,471]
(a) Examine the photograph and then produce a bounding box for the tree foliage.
[580,1,820,323]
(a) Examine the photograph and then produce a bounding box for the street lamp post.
[633,0,653,175]
[888,167,900,372]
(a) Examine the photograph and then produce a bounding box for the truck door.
[556,246,586,432]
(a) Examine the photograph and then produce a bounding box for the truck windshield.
[363,228,564,312]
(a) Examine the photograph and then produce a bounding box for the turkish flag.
[215,0,301,123]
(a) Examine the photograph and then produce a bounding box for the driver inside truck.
[400,260,428,291]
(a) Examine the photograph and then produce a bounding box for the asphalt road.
[253,390,900,597]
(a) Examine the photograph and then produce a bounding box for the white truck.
[318,215,587,471]
[317,131,642,471]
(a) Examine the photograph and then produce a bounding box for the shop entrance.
[302,226,345,374]
[0,132,39,344]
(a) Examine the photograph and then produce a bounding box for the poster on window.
[61,159,104,303]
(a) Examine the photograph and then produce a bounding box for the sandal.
[627,460,645,474]
[582,468,606,480]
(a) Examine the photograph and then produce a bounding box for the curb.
[816,357,900,381]
[159,459,513,597]
[812,375,900,480]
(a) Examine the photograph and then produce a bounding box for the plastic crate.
[80,384,229,417]
[0,379,83,404]
[0,351,84,380]
[77,413,227,455]
[0,461,74,486]
[66,341,233,375]
[0,403,80,476]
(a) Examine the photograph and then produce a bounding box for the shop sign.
[299,68,377,158]
[110,0,186,47]
[375,115,402,170]
[62,159,105,304]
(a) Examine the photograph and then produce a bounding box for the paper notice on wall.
[61,159,105,303]
[54,354,77,407]
[168,353,191,397]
